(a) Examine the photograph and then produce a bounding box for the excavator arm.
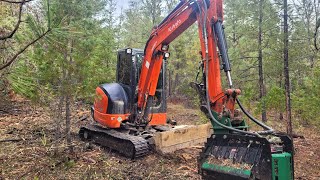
[137,0,240,128]
[137,0,237,123]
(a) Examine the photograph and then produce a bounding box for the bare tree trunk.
[303,0,314,68]
[168,69,172,97]
[55,74,65,140]
[65,39,74,153]
[65,93,72,152]
[54,95,64,155]
[172,61,181,95]
[283,0,292,137]
[54,42,68,155]
[279,74,284,121]
[151,0,156,25]
[174,72,179,95]
[232,18,236,44]
[258,0,267,122]
[231,2,237,45]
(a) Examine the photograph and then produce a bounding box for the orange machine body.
[92,48,167,128]
[93,109,166,128]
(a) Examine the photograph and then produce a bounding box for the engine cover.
[93,83,130,128]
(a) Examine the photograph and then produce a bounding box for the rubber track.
[79,124,150,159]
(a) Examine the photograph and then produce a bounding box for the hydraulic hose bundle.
[198,0,273,136]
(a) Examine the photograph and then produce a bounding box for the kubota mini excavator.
[79,0,294,179]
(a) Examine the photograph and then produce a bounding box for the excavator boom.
[137,0,225,112]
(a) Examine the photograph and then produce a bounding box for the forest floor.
[0,98,320,180]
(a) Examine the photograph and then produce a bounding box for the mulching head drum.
[198,134,292,180]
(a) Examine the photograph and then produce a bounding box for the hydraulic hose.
[236,98,274,134]
[200,0,275,136]
[200,0,260,136]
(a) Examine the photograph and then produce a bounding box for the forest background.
[1,0,320,146]
[1,0,320,179]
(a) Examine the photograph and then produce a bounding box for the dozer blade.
[152,123,212,153]
[198,134,273,180]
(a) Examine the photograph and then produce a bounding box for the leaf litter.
[0,99,319,179]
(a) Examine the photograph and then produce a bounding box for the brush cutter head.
[198,134,294,180]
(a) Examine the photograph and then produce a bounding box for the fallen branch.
[0,109,10,114]
[79,115,88,121]
[0,137,35,143]
[177,165,197,173]
[0,0,32,3]
[0,28,51,70]
[292,133,305,139]
[190,145,203,149]
[0,138,23,142]
[276,131,305,139]
[82,156,96,164]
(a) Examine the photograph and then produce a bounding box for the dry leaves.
[0,99,320,179]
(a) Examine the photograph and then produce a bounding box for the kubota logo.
[168,19,181,32]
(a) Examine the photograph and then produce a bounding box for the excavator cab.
[116,48,167,125]
[116,48,166,112]
[90,48,167,128]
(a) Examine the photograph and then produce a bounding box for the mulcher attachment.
[198,134,294,180]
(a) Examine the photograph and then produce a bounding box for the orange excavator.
[79,0,294,179]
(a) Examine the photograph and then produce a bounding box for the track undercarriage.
[79,125,150,158]
[79,123,173,159]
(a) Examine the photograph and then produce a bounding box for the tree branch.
[0,29,51,70]
[0,0,32,3]
[0,1,24,40]
[314,19,320,51]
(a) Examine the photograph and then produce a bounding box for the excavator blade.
[152,123,212,153]
[198,134,294,180]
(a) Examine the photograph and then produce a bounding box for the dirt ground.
[0,99,320,179]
